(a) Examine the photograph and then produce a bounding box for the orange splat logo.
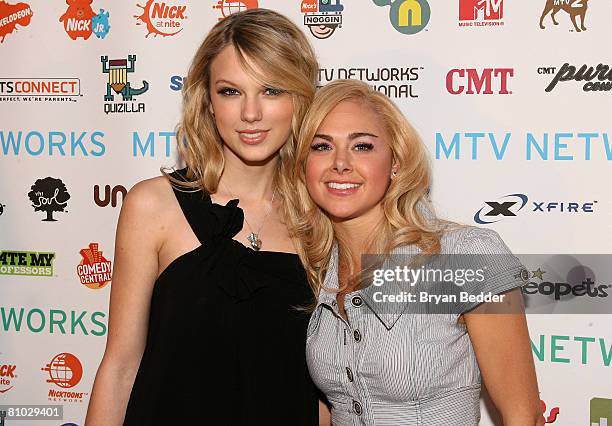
[134,0,187,37]
[76,242,112,289]
[0,1,33,44]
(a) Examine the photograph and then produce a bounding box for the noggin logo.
[77,243,112,289]
[212,0,258,21]
[101,55,149,114]
[446,68,513,95]
[539,399,560,423]
[41,353,88,403]
[459,0,504,27]
[0,0,33,43]
[300,0,344,40]
[539,0,588,32]
[28,177,70,222]
[371,0,430,35]
[59,0,110,40]
[93,184,126,207]
[591,397,612,426]
[135,0,188,38]
[474,193,597,224]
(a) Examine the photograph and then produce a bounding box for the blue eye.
[311,142,331,151]
[264,87,285,96]
[218,87,239,96]
[354,143,374,151]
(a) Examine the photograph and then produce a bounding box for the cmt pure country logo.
[0,250,55,277]
[0,79,81,103]
[539,63,612,93]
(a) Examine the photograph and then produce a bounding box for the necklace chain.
[220,181,276,251]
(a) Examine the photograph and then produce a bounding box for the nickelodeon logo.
[371,0,430,35]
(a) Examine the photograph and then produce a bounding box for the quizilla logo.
[212,0,258,21]
[77,243,112,289]
[459,0,503,26]
[59,0,110,40]
[543,63,612,93]
[540,399,560,423]
[522,268,610,300]
[0,357,17,393]
[539,0,588,32]
[0,78,81,103]
[372,0,430,35]
[446,68,513,95]
[94,184,126,207]
[41,353,88,402]
[301,0,344,39]
[474,193,597,224]
[0,1,32,43]
[28,177,70,222]
[0,250,55,276]
[135,0,187,37]
[591,398,612,426]
[101,55,149,114]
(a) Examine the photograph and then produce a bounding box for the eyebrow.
[313,132,379,141]
[214,79,239,86]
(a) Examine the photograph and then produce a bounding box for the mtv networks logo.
[212,0,258,21]
[372,0,430,35]
[59,0,110,40]
[301,0,344,39]
[591,397,612,426]
[135,0,187,37]
[459,0,504,27]
[0,1,33,44]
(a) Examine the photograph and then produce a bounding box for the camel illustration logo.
[539,0,589,32]
[101,55,149,101]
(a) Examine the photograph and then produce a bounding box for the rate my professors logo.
[301,0,344,39]
[0,0,33,44]
[101,55,149,114]
[372,0,430,35]
[135,0,187,37]
[77,243,112,289]
[59,0,110,40]
[41,353,88,403]
[0,250,55,276]
[212,0,258,21]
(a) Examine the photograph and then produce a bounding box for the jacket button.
[351,296,363,307]
[353,329,362,342]
[346,367,354,382]
[353,400,363,416]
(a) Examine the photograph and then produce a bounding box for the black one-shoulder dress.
[123,170,318,425]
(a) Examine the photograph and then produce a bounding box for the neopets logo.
[59,0,110,40]
[372,0,430,35]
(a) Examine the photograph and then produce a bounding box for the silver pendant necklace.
[221,182,276,251]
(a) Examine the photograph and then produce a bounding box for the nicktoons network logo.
[372,0,430,35]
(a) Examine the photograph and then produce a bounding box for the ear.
[208,103,215,116]
[391,157,399,174]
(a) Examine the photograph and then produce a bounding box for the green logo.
[372,0,430,35]
[591,398,612,426]
[0,250,55,277]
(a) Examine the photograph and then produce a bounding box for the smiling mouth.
[238,130,269,145]
[326,182,362,190]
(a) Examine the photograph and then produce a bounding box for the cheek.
[268,99,294,129]
[305,155,326,192]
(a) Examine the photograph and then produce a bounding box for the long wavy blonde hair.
[288,80,444,299]
[164,8,319,211]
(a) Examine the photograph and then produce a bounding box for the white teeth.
[241,132,262,139]
[327,182,360,190]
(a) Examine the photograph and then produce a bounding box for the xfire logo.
[0,0,33,43]
[591,397,612,426]
[459,0,503,26]
[77,243,112,289]
[101,55,149,114]
[59,0,110,40]
[372,0,430,35]
[135,0,187,37]
[446,68,513,95]
[540,0,588,32]
[301,0,344,39]
[212,0,258,21]
[28,177,70,222]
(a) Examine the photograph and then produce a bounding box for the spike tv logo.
[0,0,33,44]
[539,0,588,32]
[101,55,149,114]
[28,177,70,222]
[41,353,88,403]
[459,0,504,27]
[77,243,112,289]
[212,0,258,21]
[301,0,344,39]
[59,0,110,40]
[135,0,187,38]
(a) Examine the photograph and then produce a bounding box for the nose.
[241,95,262,123]
[332,147,352,174]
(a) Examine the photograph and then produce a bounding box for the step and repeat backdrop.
[1,0,611,425]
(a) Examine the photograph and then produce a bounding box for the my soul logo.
[0,250,55,276]
[134,0,187,37]
[101,55,149,114]
[28,177,70,222]
[300,0,344,39]
[539,0,588,32]
[59,0,110,40]
[372,0,430,35]
[0,0,33,43]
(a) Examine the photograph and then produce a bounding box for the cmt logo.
[371,0,430,35]
[459,0,504,26]
[94,184,126,207]
[0,1,33,44]
[212,0,258,21]
[539,0,588,32]
[77,243,112,289]
[591,397,612,426]
[28,177,70,222]
[544,63,612,93]
[539,399,560,423]
[101,55,149,114]
[59,0,110,40]
[135,0,188,37]
[301,0,344,39]
[446,68,513,95]
[0,250,55,277]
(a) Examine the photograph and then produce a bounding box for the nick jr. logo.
[372,0,430,35]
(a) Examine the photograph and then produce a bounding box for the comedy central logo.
[372,0,430,35]
[77,242,112,289]
[300,0,344,39]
